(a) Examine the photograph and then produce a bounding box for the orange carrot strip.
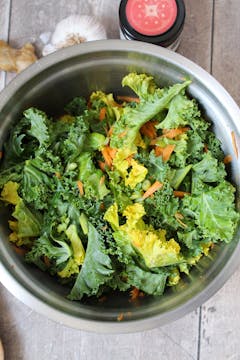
[162,127,189,139]
[223,154,233,164]
[100,203,105,211]
[43,255,51,268]
[151,128,189,145]
[77,181,84,196]
[142,181,163,199]
[54,172,61,179]
[98,296,107,303]
[126,154,133,165]
[155,144,175,162]
[231,131,239,159]
[99,107,107,121]
[107,126,113,137]
[117,313,124,321]
[173,191,190,198]
[87,100,92,109]
[130,287,140,301]
[140,121,158,139]
[118,130,128,138]
[203,144,208,153]
[101,146,117,168]
[0,151,3,159]
[100,175,105,185]
[12,245,27,256]
[98,161,106,172]
[117,95,140,103]
[108,147,117,159]
[101,147,112,168]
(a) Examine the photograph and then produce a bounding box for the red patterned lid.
[126,0,178,36]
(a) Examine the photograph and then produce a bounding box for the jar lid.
[119,0,185,47]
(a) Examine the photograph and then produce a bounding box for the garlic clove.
[42,15,107,56]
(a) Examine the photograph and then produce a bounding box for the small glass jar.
[119,0,185,51]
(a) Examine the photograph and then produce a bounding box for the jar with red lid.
[119,0,185,51]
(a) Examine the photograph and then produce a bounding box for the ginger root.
[0,40,37,73]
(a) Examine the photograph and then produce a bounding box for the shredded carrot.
[101,147,112,168]
[203,144,208,153]
[43,255,51,267]
[155,144,175,162]
[107,126,114,137]
[140,121,158,139]
[100,203,105,211]
[126,154,133,165]
[161,127,189,139]
[223,154,233,164]
[142,181,163,199]
[77,181,84,196]
[118,130,128,138]
[173,191,190,198]
[98,295,107,303]
[101,146,117,168]
[100,175,105,185]
[231,131,239,158]
[0,151,3,159]
[117,95,140,103]
[117,313,124,321]
[108,147,117,159]
[99,107,107,121]
[54,172,61,179]
[12,245,27,256]
[87,100,92,109]
[98,161,106,172]
[130,287,140,301]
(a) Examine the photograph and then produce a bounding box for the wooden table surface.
[0,1,239,359]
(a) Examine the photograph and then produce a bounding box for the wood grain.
[200,1,240,359]
[0,0,11,91]
[211,0,240,104]
[200,273,240,360]
[178,0,213,71]
[0,284,199,360]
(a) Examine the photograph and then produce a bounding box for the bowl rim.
[0,39,239,333]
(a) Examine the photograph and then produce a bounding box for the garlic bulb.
[42,15,107,56]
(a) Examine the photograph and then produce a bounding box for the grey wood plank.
[200,0,240,358]
[200,271,240,360]
[0,0,11,91]
[0,284,199,360]
[211,0,240,105]
[178,0,213,71]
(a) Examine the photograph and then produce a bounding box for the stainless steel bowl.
[0,40,239,333]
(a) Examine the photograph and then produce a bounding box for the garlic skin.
[0,40,37,73]
[42,15,107,56]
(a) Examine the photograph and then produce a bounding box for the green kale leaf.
[110,73,191,149]
[68,223,114,300]
[182,181,239,243]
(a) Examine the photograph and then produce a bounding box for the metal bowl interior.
[0,40,239,333]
